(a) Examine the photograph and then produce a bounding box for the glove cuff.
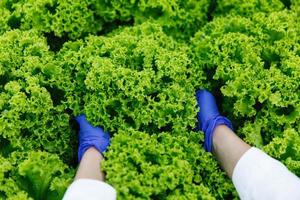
[203,115,233,152]
[78,143,106,162]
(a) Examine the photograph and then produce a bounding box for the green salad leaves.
[0,0,299,199]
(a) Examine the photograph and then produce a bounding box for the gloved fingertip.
[196,89,209,100]
[75,114,95,130]
[75,114,86,123]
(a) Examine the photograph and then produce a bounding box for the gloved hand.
[75,115,110,161]
[196,89,233,152]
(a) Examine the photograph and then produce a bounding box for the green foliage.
[106,0,211,39]
[0,0,103,39]
[214,0,284,17]
[57,23,205,133]
[0,7,11,35]
[0,0,210,40]
[0,151,73,200]
[103,129,236,199]
[264,128,300,177]
[291,0,300,15]
[0,29,76,161]
[0,30,76,199]
[0,0,300,199]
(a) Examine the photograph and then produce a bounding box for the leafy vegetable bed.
[0,0,299,199]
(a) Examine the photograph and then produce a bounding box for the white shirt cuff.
[63,179,116,200]
[232,147,300,200]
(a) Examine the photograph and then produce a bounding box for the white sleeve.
[232,147,300,200]
[62,179,116,200]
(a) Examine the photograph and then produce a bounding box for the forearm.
[75,147,105,181]
[212,125,250,178]
[64,148,116,200]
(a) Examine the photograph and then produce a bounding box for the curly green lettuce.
[57,23,205,134]
[264,128,300,177]
[107,0,211,39]
[103,128,237,199]
[0,0,211,40]
[0,151,73,200]
[0,29,76,161]
[0,0,104,39]
[214,0,284,17]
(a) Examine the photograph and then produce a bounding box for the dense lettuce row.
[0,0,300,199]
[0,0,102,39]
[105,0,211,39]
[0,29,76,162]
[0,151,73,200]
[103,129,236,199]
[56,23,205,134]
[0,29,76,198]
[0,0,211,40]
[214,0,285,17]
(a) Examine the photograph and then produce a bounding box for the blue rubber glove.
[75,115,110,161]
[196,89,233,152]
